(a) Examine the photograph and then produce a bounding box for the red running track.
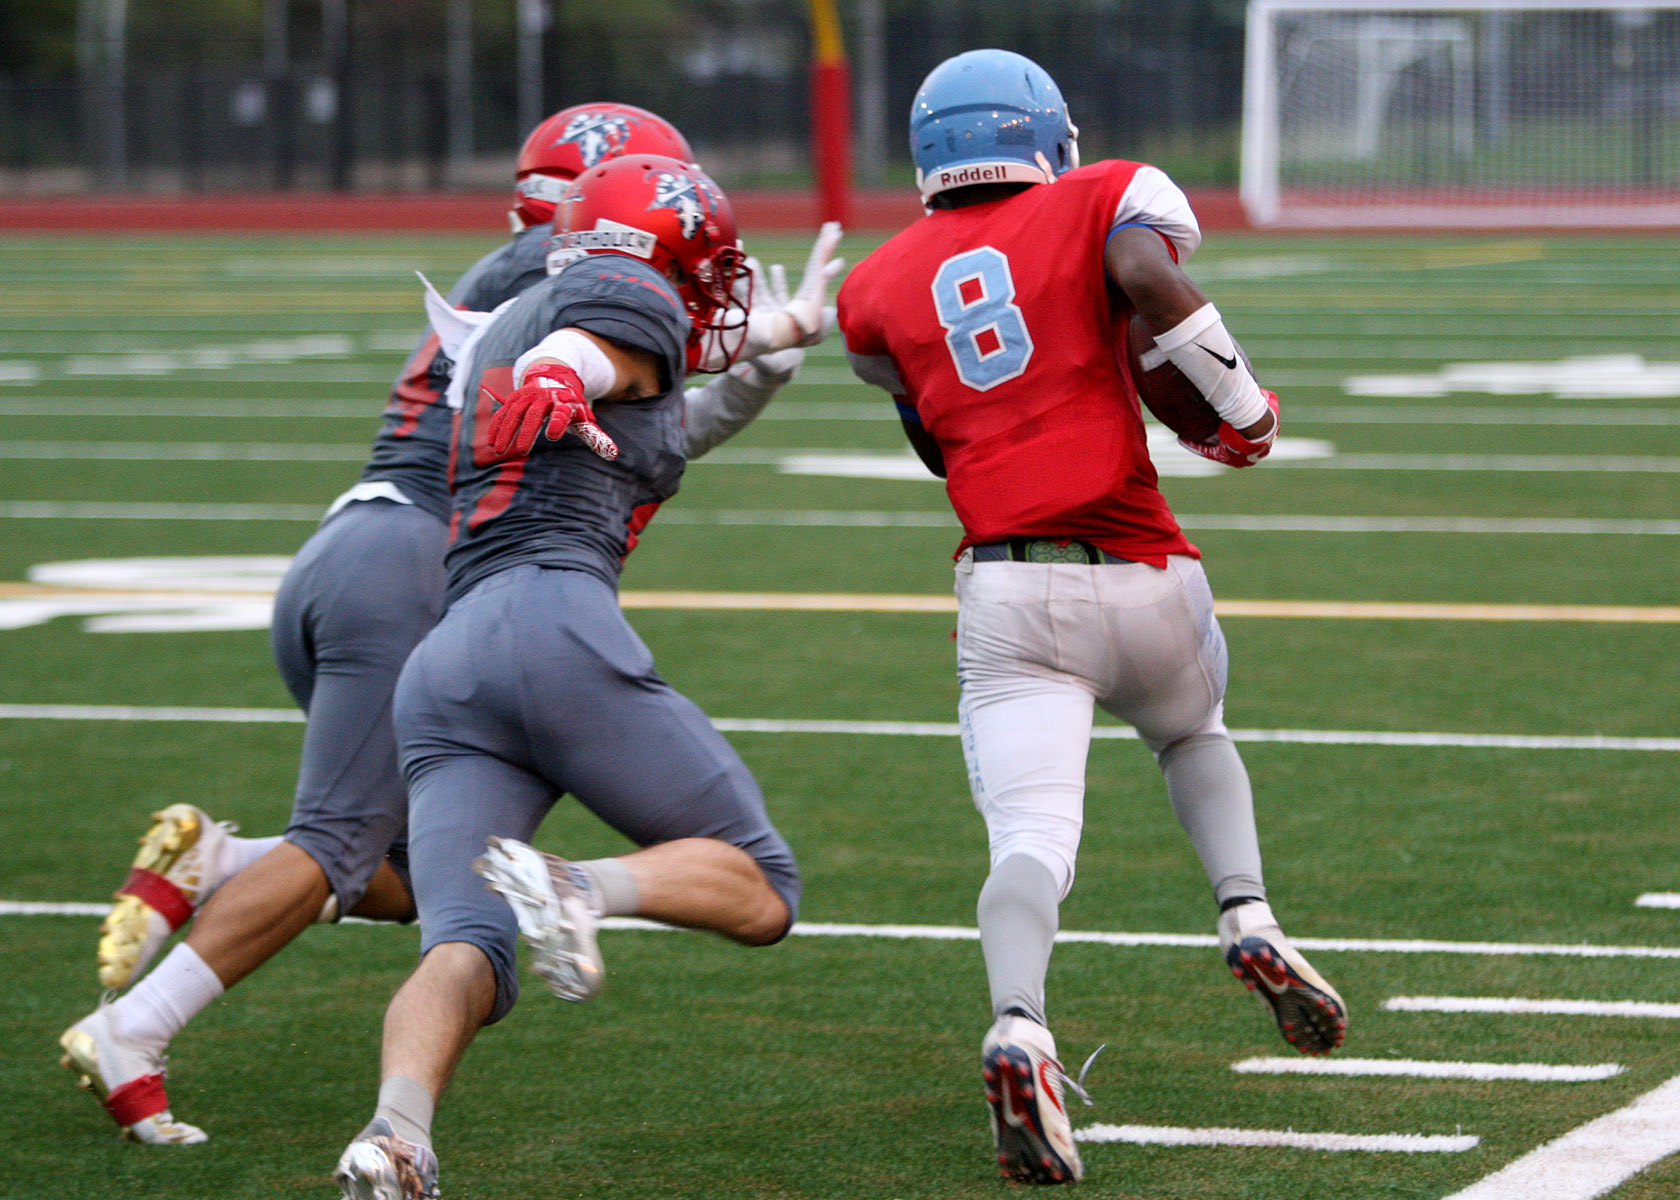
[0,188,1252,235]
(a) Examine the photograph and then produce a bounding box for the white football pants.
[954,552,1265,906]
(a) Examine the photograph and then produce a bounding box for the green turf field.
[1,228,1677,1200]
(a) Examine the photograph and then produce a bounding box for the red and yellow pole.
[807,0,852,227]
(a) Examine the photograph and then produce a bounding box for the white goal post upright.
[1242,0,1680,226]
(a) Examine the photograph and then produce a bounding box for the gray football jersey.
[359,224,552,520]
[444,253,690,604]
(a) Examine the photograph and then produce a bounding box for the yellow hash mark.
[2,582,1676,623]
[1396,241,1550,271]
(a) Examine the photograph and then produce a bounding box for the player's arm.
[487,327,662,460]
[684,250,821,458]
[1105,225,1278,463]
[841,336,946,478]
[683,352,799,459]
[901,409,946,478]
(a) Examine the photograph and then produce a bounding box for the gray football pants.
[393,564,801,1024]
[270,500,448,914]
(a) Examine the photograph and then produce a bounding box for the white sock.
[219,834,284,879]
[109,943,225,1048]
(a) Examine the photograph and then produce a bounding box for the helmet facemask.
[684,245,752,373]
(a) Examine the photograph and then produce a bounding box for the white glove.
[683,258,808,457]
[742,260,809,379]
[741,222,844,359]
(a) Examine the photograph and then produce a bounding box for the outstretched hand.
[742,222,844,357]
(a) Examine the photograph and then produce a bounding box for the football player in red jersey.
[838,49,1345,1185]
[62,104,833,1151]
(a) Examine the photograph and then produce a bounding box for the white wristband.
[1153,302,1268,429]
[514,328,617,400]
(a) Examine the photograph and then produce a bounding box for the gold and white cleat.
[59,1006,206,1144]
[97,804,233,990]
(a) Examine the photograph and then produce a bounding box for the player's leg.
[1100,554,1345,1054]
[336,611,555,1198]
[473,568,797,999]
[63,505,443,1145]
[954,555,1096,1184]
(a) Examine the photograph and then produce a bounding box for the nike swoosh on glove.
[487,366,619,461]
[1179,389,1279,468]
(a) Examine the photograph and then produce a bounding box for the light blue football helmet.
[910,49,1080,203]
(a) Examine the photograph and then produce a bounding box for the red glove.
[1179,389,1279,468]
[486,365,619,460]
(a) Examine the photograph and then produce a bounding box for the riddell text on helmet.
[936,164,1011,188]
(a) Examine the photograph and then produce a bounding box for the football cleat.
[97,803,236,990]
[980,1015,1088,1185]
[333,1119,440,1200]
[473,837,603,1002]
[58,1005,206,1144]
[1218,900,1347,1056]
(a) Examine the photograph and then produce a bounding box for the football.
[1122,312,1222,444]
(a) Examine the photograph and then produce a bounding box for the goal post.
[1242,0,1680,226]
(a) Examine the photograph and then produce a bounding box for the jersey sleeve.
[1109,164,1202,263]
[549,257,689,391]
[838,264,913,419]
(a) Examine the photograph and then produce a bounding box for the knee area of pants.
[988,842,1075,900]
[485,966,520,1025]
[282,831,378,911]
[1151,728,1234,765]
[722,856,799,946]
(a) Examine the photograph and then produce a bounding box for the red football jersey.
[838,159,1202,566]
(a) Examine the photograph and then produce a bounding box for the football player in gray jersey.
[63,108,835,1151]
[331,154,835,1200]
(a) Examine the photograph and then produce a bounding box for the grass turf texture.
[0,230,1677,1199]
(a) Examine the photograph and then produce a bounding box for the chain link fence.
[0,1,1248,195]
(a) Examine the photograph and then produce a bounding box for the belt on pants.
[970,539,1132,565]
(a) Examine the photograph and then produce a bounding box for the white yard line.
[6,907,1680,964]
[1385,997,1680,1020]
[0,705,1676,752]
[7,502,1680,537]
[0,703,304,723]
[4,397,1679,426]
[1287,406,1680,427]
[0,501,325,521]
[1276,454,1680,473]
[1440,1072,1680,1200]
[0,442,367,461]
[5,441,1680,474]
[1231,1057,1624,1083]
[1635,894,1680,909]
[1073,1124,1479,1153]
[0,399,375,418]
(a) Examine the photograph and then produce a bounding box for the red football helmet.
[552,154,750,373]
[510,103,694,231]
